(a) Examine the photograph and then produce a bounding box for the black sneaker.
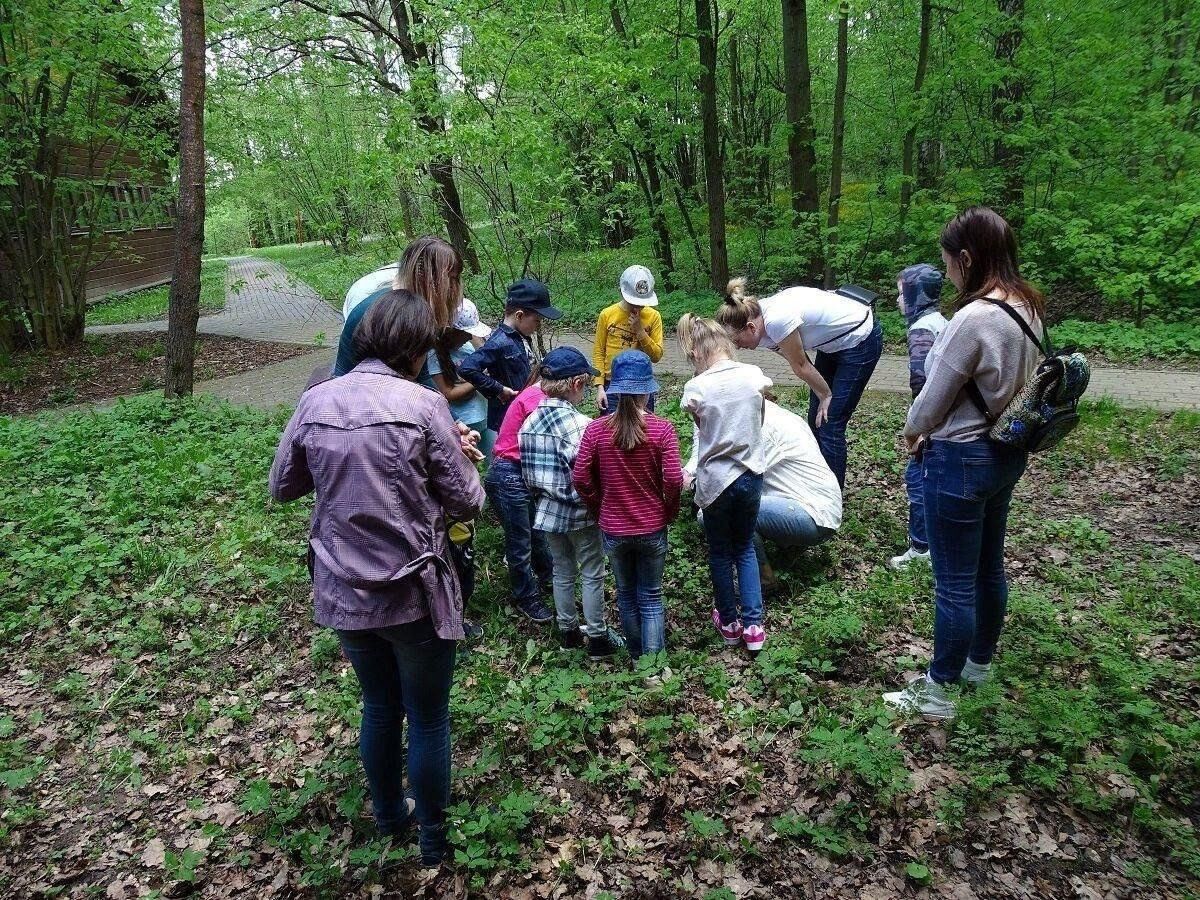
[586,627,625,661]
[558,624,585,650]
[512,595,554,624]
[463,619,484,642]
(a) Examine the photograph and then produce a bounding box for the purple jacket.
[269,359,485,639]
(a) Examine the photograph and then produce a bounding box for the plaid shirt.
[518,398,595,533]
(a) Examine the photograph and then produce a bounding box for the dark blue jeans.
[703,470,764,627]
[484,458,551,604]
[603,529,668,658]
[905,455,928,551]
[807,321,884,487]
[337,617,456,862]
[922,439,1028,685]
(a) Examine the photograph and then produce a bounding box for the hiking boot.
[743,624,766,653]
[888,546,931,570]
[463,619,484,642]
[586,627,625,661]
[557,623,585,650]
[961,658,993,686]
[712,607,744,646]
[882,674,956,720]
[512,595,553,624]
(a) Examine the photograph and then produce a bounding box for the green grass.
[85,257,229,327]
[1,390,1197,895]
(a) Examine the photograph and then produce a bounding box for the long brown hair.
[605,394,648,451]
[940,206,1046,320]
[393,235,464,332]
[353,289,437,377]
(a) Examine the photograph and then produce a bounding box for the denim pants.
[603,529,668,658]
[752,495,835,568]
[904,455,928,551]
[703,470,765,627]
[923,439,1028,685]
[807,321,884,487]
[337,618,456,861]
[484,458,551,603]
[545,526,608,636]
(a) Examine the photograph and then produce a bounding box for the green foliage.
[85,258,228,326]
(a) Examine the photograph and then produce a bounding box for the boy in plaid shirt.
[519,347,623,660]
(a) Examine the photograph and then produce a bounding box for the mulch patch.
[0,332,315,416]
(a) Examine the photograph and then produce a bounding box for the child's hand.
[682,471,695,491]
[629,311,647,339]
[597,386,608,411]
[500,386,518,402]
[456,422,485,462]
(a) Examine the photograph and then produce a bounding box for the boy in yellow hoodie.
[593,265,664,413]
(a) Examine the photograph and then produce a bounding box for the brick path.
[86,256,343,347]
[86,256,1200,412]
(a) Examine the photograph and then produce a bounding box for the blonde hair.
[677,313,736,372]
[540,374,586,399]
[713,277,762,333]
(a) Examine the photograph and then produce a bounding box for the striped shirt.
[518,398,595,533]
[572,413,684,537]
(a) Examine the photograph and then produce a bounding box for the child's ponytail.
[677,313,736,372]
[606,394,648,451]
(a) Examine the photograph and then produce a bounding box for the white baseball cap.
[619,264,658,307]
[452,297,491,338]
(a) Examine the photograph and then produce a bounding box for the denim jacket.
[458,322,535,430]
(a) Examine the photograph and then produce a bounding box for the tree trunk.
[899,0,932,233]
[429,158,480,272]
[603,161,634,248]
[630,146,676,291]
[781,0,822,280]
[164,0,206,398]
[992,0,1026,222]
[823,1,849,289]
[695,0,729,291]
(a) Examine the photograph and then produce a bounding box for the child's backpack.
[965,300,1090,453]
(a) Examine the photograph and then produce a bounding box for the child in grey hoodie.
[889,263,947,570]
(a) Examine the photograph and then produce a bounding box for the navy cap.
[506,278,563,320]
[538,346,600,379]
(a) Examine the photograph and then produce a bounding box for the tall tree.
[992,0,1026,219]
[823,0,849,289]
[695,0,729,290]
[899,0,933,231]
[781,0,823,280]
[165,0,206,397]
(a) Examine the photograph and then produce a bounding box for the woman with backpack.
[883,206,1045,721]
[715,278,883,488]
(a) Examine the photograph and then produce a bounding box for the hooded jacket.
[899,264,947,397]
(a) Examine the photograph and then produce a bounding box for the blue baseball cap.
[606,350,659,397]
[505,278,563,320]
[538,346,600,379]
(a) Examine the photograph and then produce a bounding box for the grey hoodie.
[899,263,947,397]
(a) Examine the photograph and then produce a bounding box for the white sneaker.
[961,658,992,685]
[883,674,956,720]
[888,547,931,570]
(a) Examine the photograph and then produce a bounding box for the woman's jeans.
[545,527,608,636]
[904,455,928,551]
[807,321,884,488]
[922,439,1028,685]
[752,495,835,568]
[484,459,551,604]
[702,470,765,627]
[603,529,668,658]
[337,617,456,862]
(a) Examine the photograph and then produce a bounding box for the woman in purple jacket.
[269,290,485,865]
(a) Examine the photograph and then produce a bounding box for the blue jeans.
[807,321,884,487]
[603,529,668,658]
[752,495,835,568]
[337,618,456,862]
[923,439,1028,685]
[905,455,928,551]
[703,470,764,627]
[484,459,551,603]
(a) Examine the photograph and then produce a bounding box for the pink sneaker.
[712,608,743,646]
[743,624,766,653]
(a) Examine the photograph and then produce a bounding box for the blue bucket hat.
[606,350,659,397]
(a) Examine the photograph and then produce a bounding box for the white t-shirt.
[680,359,772,509]
[343,264,399,320]
[758,286,874,355]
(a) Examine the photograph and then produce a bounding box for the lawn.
[1,389,1197,898]
[85,258,229,327]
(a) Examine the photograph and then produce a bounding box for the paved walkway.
[87,256,1200,412]
[86,256,343,347]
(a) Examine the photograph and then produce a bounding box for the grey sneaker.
[883,674,956,720]
[888,546,931,570]
[961,658,993,686]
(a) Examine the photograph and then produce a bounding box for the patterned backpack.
[965,301,1091,453]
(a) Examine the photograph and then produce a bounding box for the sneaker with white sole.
[888,546,931,570]
[882,674,956,720]
[961,658,992,685]
[743,624,766,653]
[711,608,743,646]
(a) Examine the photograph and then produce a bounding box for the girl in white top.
[715,278,884,488]
[677,315,772,655]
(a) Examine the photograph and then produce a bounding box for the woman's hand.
[904,433,926,457]
[813,391,832,429]
[456,422,485,462]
